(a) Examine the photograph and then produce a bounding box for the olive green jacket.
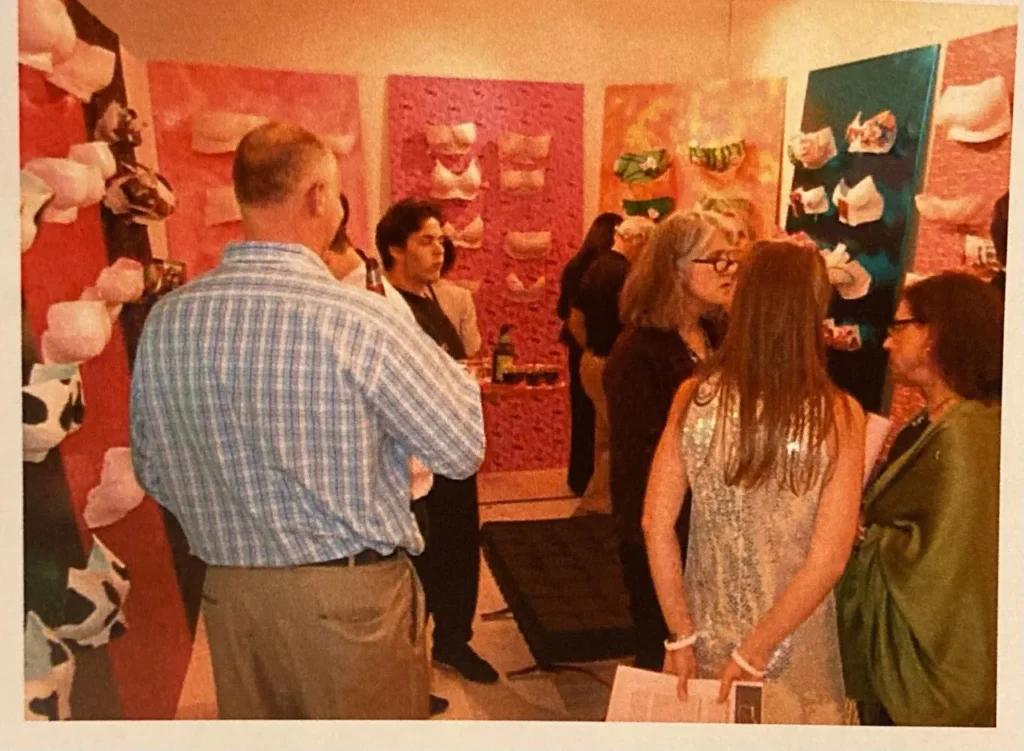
[836,400,1000,727]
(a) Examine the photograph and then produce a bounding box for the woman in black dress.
[603,210,742,669]
[557,212,622,495]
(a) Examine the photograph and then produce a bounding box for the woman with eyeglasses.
[602,210,742,672]
[642,239,865,724]
[836,272,1003,727]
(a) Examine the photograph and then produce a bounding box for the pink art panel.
[888,25,1016,435]
[146,61,369,280]
[387,75,585,473]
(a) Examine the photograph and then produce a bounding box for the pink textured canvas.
[146,61,369,280]
[888,25,1015,434]
[388,75,584,472]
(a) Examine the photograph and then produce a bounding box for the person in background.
[644,240,864,724]
[431,236,482,357]
[990,190,1008,297]
[325,192,404,299]
[571,215,655,509]
[377,198,499,686]
[836,272,1002,727]
[325,192,449,717]
[557,212,623,496]
[603,211,740,671]
[130,124,485,719]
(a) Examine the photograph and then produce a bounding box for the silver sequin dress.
[680,381,848,724]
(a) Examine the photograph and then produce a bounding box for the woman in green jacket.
[836,271,1003,726]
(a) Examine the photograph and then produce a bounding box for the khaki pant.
[202,552,429,719]
[578,351,611,514]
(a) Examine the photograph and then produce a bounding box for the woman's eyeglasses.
[692,254,739,275]
[887,317,922,336]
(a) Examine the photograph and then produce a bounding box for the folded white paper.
[605,666,762,723]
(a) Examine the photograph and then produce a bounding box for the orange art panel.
[600,78,786,238]
[675,77,787,241]
[600,84,681,219]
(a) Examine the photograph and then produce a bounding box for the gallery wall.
[81,0,1017,232]
[16,0,1018,722]
[731,0,1018,225]
[79,0,731,237]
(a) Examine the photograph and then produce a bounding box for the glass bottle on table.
[364,257,386,296]
[491,324,515,384]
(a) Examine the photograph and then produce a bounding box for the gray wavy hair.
[619,210,738,331]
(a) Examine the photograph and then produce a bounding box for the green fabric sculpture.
[688,139,745,173]
[613,149,671,183]
[622,196,675,221]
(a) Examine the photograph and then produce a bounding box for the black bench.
[479,515,636,673]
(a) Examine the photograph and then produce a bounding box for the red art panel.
[146,61,369,280]
[20,66,191,719]
[600,79,786,237]
[888,25,1016,433]
[387,75,585,473]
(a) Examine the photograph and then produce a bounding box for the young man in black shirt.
[376,199,499,697]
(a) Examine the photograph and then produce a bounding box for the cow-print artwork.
[23,391,49,424]
[48,638,71,667]
[27,638,73,720]
[54,537,130,649]
[59,382,85,431]
[28,692,59,721]
[24,610,75,721]
[22,364,85,463]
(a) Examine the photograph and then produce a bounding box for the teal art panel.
[786,45,940,413]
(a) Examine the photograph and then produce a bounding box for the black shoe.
[429,694,450,716]
[433,645,500,684]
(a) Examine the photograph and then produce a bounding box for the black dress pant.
[618,511,690,671]
[565,338,595,496]
[618,541,670,670]
[411,474,481,653]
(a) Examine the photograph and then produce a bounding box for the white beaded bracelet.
[730,648,766,679]
[664,632,699,651]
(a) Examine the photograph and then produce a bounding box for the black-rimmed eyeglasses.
[692,255,739,275]
[887,317,922,336]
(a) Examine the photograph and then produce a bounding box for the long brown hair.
[700,240,840,494]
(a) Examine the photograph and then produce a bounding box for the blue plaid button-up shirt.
[130,242,485,567]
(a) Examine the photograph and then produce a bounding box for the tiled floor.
[174,471,626,721]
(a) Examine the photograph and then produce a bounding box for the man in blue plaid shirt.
[130,123,485,719]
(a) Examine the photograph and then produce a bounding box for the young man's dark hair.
[990,191,1009,297]
[441,235,457,276]
[375,198,443,270]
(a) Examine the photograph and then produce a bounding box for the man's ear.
[306,180,328,217]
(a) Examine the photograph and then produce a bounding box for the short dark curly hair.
[374,198,443,270]
[903,271,1003,401]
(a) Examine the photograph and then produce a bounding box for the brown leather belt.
[312,549,403,568]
